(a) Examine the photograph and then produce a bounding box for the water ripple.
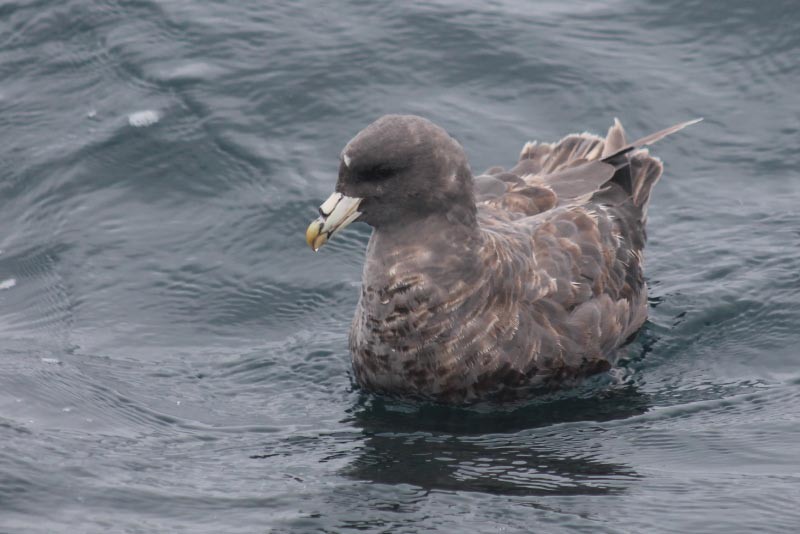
[2,0,799,532]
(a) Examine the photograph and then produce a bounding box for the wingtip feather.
[602,117,702,163]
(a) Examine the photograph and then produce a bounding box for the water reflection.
[342,385,649,496]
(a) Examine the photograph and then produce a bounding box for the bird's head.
[306,115,475,251]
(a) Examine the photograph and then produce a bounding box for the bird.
[305,114,700,404]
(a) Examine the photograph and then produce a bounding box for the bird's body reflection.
[342,382,649,496]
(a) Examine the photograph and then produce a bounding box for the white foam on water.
[128,109,161,127]
[0,278,16,290]
[166,62,222,81]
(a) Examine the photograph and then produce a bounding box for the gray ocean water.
[1,1,799,532]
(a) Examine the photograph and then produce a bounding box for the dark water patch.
[348,380,649,436]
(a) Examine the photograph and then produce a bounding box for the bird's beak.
[305,192,363,251]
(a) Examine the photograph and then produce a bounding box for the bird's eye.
[359,164,398,182]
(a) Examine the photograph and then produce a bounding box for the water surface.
[1,1,799,532]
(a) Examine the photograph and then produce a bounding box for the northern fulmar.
[306,115,700,404]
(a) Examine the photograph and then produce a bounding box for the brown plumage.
[306,115,700,404]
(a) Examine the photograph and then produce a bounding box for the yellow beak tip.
[305,219,327,251]
[305,194,362,251]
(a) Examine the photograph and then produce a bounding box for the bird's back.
[350,118,698,403]
[475,119,664,358]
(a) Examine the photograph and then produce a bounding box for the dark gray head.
[306,115,475,250]
[336,115,475,227]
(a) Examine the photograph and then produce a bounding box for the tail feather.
[515,117,700,218]
[601,118,628,158]
[603,118,701,214]
[629,150,664,219]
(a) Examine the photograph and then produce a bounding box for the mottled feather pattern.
[341,116,697,403]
